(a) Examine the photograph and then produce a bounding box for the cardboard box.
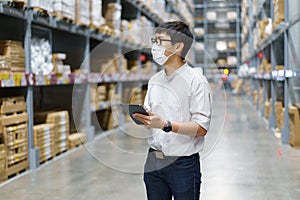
[31,0,52,12]
[227,11,237,20]
[90,0,103,28]
[227,56,237,65]
[52,0,76,21]
[206,11,217,21]
[228,41,237,49]
[75,0,90,26]
[0,40,25,72]
[104,3,122,30]
[289,106,300,148]
[216,41,227,51]
[68,133,87,149]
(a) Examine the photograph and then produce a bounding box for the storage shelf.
[0,2,153,51]
[0,72,154,87]
[250,4,265,29]
[194,3,240,9]
[91,100,121,112]
[207,19,240,24]
[0,72,27,87]
[242,14,300,63]
[239,70,298,81]
[165,0,186,23]
[0,2,26,19]
[196,49,239,54]
[125,0,163,24]
[199,63,237,69]
[207,33,240,39]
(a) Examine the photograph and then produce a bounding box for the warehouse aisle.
[0,93,300,200]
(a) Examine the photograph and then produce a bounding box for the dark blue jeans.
[144,150,201,200]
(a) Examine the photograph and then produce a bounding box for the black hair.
[155,21,194,60]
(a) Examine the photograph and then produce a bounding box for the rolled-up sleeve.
[189,80,212,131]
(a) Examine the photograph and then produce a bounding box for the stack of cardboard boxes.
[273,0,285,29]
[33,124,56,163]
[0,40,25,72]
[52,0,76,21]
[90,85,107,110]
[104,3,121,32]
[46,111,69,154]
[289,106,300,148]
[0,97,29,179]
[90,0,103,29]
[75,0,90,26]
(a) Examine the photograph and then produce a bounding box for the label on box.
[0,73,10,80]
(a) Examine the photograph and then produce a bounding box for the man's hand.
[132,111,165,129]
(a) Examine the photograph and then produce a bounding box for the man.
[133,21,212,200]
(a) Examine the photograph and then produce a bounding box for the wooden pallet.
[5,159,28,179]
[68,133,87,149]
[39,150,56,164]
[52,11,74,24]
[55,148,67,156]
[32,7,49,16]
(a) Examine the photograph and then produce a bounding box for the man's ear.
[175,42,184,54]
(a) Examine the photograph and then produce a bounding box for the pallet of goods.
[30,0,52,14]
[272,0,284,30]
[0,40,25,72]
[104,2,121,33]
[289,106,300,148]
[90,0,103,30]
[68,132,87,149]
[52,0,75,22]
[0,55,10,72]
[46,111,69,155]
[33,124,56,163]
[75,0,90,27]
[0,97,29,180]
[90,85,107,110]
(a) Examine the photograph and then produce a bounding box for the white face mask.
[151,43,175,65]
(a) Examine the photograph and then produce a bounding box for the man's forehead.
[155,32,171,38]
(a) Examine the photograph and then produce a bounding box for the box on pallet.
[289,106,300,148]
[68,133,87,149]
[104,3,121,31]
[0,40,25,72]
[75,0,90,26]
[52,0,75,21]
[30,0,52,12]
[0,97,29,178]
[34,124,56,162]
[46,111,69,154]
[90,0,103,29]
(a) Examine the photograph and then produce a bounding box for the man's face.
[154,33,176,57]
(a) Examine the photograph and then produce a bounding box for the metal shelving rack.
[194,0,241,77]
[240,0,300,144]
[0,0,193,171]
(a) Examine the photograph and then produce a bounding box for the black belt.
[149,147,199,159]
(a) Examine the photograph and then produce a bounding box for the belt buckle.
[155,151,164,159]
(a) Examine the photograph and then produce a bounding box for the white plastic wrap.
[31,38,53,75]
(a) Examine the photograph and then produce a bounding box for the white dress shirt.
[144,63,212,156]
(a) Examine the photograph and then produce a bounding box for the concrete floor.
[0,92,300,200]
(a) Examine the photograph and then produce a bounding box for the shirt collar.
[164,63,188,81]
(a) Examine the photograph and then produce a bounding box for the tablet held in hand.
[119,104,149,124]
